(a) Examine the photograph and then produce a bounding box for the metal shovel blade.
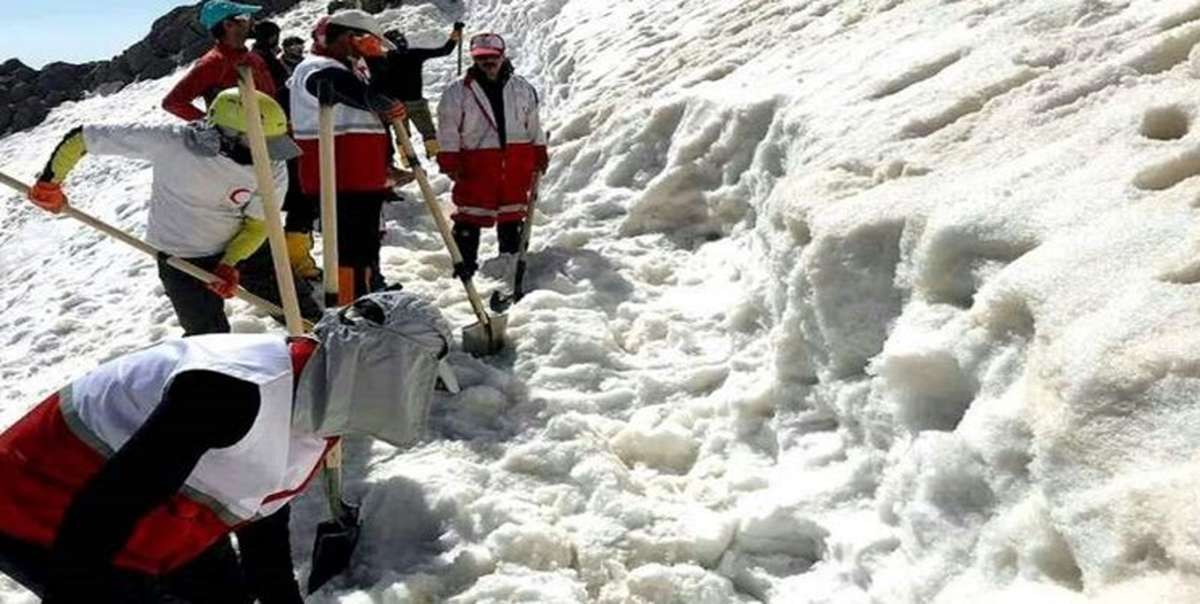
[307,503,361,594]
[462,312,508,355]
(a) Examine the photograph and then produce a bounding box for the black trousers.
[237,245,322,322]
[157,253,229,337]
[0,506,300,604]
[0,532,246,604]
[281,160,317,234]
[452,220,524,269]
[337,192,387,300]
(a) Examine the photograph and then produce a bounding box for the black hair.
[327,0,353,14]
[253,20,281,41]
[210,22,227,40]
[283,36,306,47]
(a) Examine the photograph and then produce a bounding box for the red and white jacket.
[289,55,391,195]
[0,335,328,575]
[436,71,547,227]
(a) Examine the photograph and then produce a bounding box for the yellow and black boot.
[286,231,321,280]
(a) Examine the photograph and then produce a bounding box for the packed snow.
[3,0,1200,602]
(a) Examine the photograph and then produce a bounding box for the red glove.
[534,146,549,174]
[437,151,461,181]
[207,264,240,299]
[383,102,407,122]
[29,181,68,214]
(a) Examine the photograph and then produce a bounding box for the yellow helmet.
[207,88,300,160]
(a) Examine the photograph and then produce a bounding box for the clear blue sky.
[0,1,187,68]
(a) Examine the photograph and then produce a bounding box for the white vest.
[63,335,328,522]
[288,55,388,140]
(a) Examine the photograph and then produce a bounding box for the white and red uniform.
[0,335,328,575]
[436,72,547,227]
[289,54,391,195]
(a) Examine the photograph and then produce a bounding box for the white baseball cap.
[326,9,395,48]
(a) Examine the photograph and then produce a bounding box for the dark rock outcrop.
[0,0,413,136]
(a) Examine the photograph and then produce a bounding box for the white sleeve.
[437,83,463,153]
[83,124,186,162]
[526,82,547,146]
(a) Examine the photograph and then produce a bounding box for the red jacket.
[436,69,547,227]
[162,43,277,121]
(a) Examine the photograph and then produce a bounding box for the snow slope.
[3,0,1200,602]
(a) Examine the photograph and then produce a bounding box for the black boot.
[497,221,523,255]
[451,222,481,280]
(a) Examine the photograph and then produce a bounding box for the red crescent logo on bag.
[229,188,253,206]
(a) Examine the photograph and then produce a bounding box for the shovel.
[235,68,362,591]
[456,22,464,76]
[307,440,361,593]
[489,172,541,313]
[305,101,364,593]
[0,170,313,329]
[388,119,507,355]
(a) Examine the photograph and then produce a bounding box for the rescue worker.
[369,23,464,159]
[26,90,300,336]
[250,19,323,283]
[436,33,548,281]
[251,20,291,104]
[288,10,407,303]
[281,36,307,73]
[160,1,322,306]
[162,0,276,121]
[0,290,453,604]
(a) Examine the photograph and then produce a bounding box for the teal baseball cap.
[200,0,263,29]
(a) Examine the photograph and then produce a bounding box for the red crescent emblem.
[229,188,254,206]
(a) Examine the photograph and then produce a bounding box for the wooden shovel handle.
[236,66,306,338]
[388,119,493,327]
[0,169,312,329]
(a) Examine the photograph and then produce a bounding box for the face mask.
[350,33,386,58]
[216,129,254,165]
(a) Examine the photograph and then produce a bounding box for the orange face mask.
[350,33,386,58]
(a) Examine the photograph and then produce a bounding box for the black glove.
[453,260,478,280]
[453,21,465,31]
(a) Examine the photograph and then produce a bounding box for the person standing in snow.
[252,20,325,283]
[0,290,453,604]
[288,10,408,303]
[161,1,324,297]
[251,20,291,105]
[161,0,276,122]
[436,33,548,281]
[281,36,307,74]
[26,90,301,336]
[368,23,464,159]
